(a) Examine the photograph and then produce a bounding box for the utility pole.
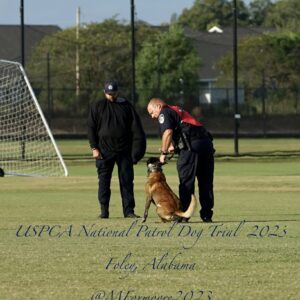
[233,0,240,156]
[47,52,52,126]
[76,7,80,106]
[130,0,136,107]
[20,0,25,67]
[20,0,26,159]
[262,70,266,137]
[157,47,161,95]
[179,78,184,106]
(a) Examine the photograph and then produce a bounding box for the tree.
[28,27,79,115]
[178,0,249,31]
[136,24,201,108]
[264,0,300,32]
[217,32,300,113]
[248,0,273,26]
[27,19,159,114]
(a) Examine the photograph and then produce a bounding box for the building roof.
[0,25,61,64]
[184,26,275,80]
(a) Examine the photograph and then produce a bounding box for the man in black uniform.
[147,98,215,222]
[88,80,146,219]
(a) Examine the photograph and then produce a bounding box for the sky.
[0,0,252,29]
[0,0,195,29]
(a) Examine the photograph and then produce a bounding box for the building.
[184,26,274,105]
[0,25,61,64]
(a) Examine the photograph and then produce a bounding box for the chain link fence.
[32,85,300,137]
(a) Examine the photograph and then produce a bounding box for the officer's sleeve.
[131,107,146,164]
[87,102,100,149]
[158,109,176,134]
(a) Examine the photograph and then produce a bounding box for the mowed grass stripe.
[0,140,299,300]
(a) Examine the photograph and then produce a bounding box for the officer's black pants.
[177,138,214,219]
[96,151,135,217]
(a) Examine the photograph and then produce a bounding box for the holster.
[175,132,191,152]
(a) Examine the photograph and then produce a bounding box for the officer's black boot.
[100,204,109,219]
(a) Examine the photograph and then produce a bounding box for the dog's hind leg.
[159,215,173,223]
[159,217,168,223]
[156,206,173,223]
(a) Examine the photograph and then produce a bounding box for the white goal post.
[0,60,68,176]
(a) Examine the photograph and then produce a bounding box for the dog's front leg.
[142,195,152,223]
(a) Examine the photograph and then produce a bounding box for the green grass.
[0,139,299,300]
[58,138,300,159]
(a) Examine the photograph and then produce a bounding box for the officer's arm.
[87,102,102,159]
[160,129,173,163]
[87,104,99,149]
[131,106,146,164]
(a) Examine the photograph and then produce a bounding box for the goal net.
[0,60,68,176]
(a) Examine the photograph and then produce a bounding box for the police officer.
[147,98,214,222]
[88,80,146,219]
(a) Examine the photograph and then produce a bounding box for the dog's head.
[146,157,163,175]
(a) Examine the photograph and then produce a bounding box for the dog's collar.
[147,164,163,175]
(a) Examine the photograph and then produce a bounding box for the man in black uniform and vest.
[147,98,215,222]
[88,80,146,219]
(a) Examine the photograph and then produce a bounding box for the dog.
[142,157,196,223]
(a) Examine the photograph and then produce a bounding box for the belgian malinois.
[142,157,196,223]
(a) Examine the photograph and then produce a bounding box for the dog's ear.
[147,157,160,165]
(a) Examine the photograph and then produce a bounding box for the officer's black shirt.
[88,98,145,159]
[158,106,212,149]
[158,107,181,134]
[158,106,191,145]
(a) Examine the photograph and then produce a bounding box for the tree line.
[27,0,300,115]
[178,0,300,31]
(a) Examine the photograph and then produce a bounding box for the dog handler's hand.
[92,148,103,159]
[160,154,167,164]
[168,144,175,153]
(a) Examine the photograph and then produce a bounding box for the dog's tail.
[175,194,197,218]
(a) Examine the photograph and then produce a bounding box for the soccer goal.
[0,60,68,176]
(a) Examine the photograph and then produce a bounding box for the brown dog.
[142,157,196,223]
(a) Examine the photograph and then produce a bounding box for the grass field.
[0,138,299,300]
